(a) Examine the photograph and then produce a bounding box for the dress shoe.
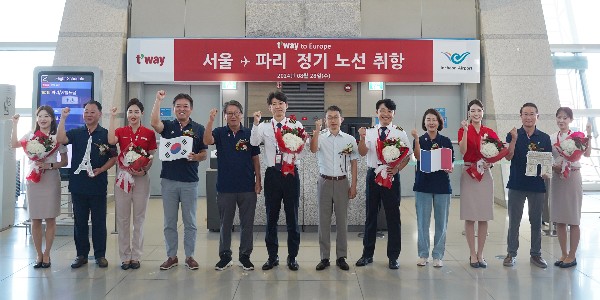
[41,259,51,269]
[336,257,349,271]
[33,261,43,269]
[469,257,480,268]
[287,256,299,271]
[503,254,515,267]
[71,256,88,269]
[530,256,547,269]
[559,259,577,268]
[389,259,400,269]
[355,256,373,267]
[316,259,330,271]
[478,258,487,269]
[554,260,563,267]
[129,261,141,269]
[261,256,279,270]
[121,262,131,270]
[96,257,108,268]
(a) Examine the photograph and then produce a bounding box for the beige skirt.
[460,166,494,221]
[550,170,582,225]
[26,169,61,220]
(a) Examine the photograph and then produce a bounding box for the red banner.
[173,39,433,82]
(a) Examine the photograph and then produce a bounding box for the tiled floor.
[1,195,600,300]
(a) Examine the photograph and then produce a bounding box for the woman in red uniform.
[108,98,157,270]
[458,99,499,268]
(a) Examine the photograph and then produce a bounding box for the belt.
[320,174,347,181]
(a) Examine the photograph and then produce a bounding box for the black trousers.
[264,166,301,259]
[362,169,401,260]
[72,193,107,258]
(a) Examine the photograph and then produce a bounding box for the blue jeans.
[415,192,450,259]
[507,189,544,257]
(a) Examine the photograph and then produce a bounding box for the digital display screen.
[37,72,94,131]
[36,71,95,169]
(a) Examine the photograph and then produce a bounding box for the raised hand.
[61,107,71,118]
[460,119,469,130]
[253,111,262,125]
[208,108,218,122]
[586,123,592,136]
[411,128,418,139]
[110,107,118,117]
[315,119,322,131]
[12,114,19,125]
[156,90,166,101]
[510,127,518,140]
[358,127,366,137]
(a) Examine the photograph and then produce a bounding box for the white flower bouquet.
[275,124,308,176]
[19,131,60,183]
[375,137,410,189]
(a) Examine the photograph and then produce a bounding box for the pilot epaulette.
[367,126,375,129]
[262,119,270,123]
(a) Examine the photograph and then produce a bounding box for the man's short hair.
[375,99,396,111]
[267,91,287,105]
[223,100,243,115]
[84,100,102,111]
[520,102,538,114]
[173,93,194,108]
[325,105,342,116]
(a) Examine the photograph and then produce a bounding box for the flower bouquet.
[374,137,410,188]
[274,124,308,176]
[554,131,588,178]
[19,131,60,183]
[116,143,153,193]
[466,134,509,181]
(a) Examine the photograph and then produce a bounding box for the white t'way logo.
[136,54,165,66]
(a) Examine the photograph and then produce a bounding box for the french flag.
[420,148,453,173]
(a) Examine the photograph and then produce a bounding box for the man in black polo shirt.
[57,101,117,268]
[150,90,207,271]
[203,100,261,271]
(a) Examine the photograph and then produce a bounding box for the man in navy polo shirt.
[203,100,261,271]
[56,101,117,269]
[503,102,552,269]
[150,90,208,271]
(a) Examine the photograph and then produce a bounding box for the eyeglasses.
[225,112,241,117]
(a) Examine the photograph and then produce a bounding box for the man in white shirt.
[355,99,412,269]
[310,105,358,271]
[250,91,303,271]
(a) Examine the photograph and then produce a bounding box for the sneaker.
[530,256,548,268]
[503,254,515,267]
[417,257,428,266]
[185,257,199,270]
[239,255,254,271]
[389,259,400,269]
[433,259,443,268]
[160,256,178,270]
[215,256,233,271]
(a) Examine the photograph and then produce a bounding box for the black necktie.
[379,126,387,141]
[277,123,282,129]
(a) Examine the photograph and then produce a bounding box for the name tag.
[275,154,282,165]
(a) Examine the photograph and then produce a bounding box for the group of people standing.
[11,90,592,272]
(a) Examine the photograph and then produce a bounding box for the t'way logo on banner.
[127,38,480,83]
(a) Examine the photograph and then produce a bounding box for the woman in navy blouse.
[411,109,454,268]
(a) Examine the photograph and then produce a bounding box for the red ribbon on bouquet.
[374,139,410,189]
[115,143,152,193]
[274,125,307,176]
[20,131,60,183]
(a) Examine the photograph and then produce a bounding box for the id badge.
[275,154,282,165]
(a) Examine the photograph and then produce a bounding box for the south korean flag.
[159,136,193,161]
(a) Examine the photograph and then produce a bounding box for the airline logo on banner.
[127,38,479,83]
[420,148,453,173]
